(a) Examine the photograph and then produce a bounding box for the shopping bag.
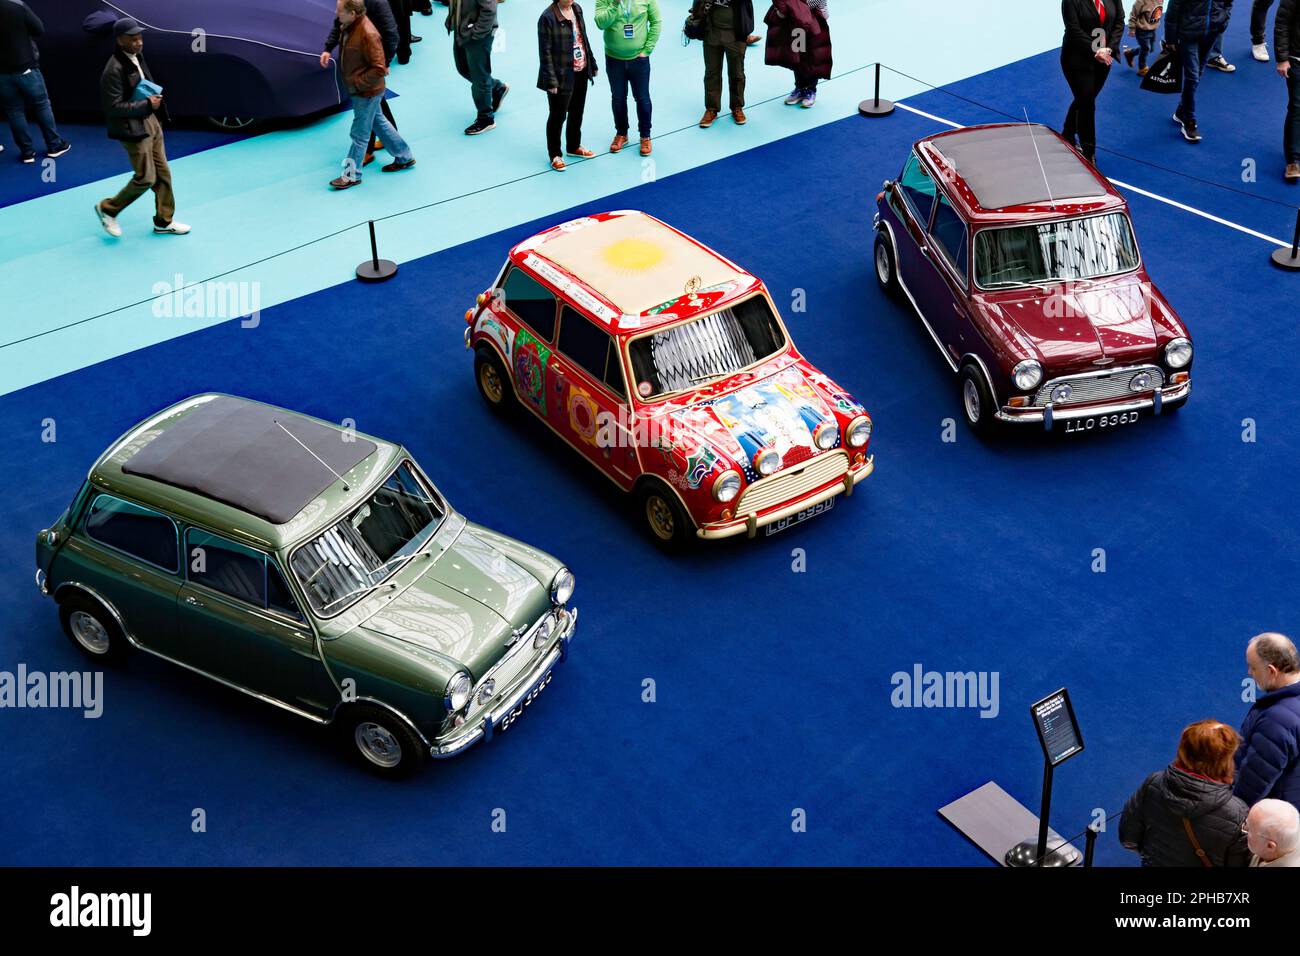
[1140,49,1182,94]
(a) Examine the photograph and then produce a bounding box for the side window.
[604,343,627,398]
[558,306,617,390]
[84,494,178,572]
[898,153,937,227]
[501,267,557,341]
[186,528,266,608]
[266,563,303,620]
[930,194,969,284]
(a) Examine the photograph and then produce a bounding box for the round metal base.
[356,259,398,282]
[1271,246,1300,271]
[859,98,896,117]
[1004,839,1082,868]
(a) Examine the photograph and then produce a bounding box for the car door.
[60,492,181,649]
[919,190,975,362]
[547,305,638,488]
[498,265,560,420]
[175,527,337,718]
[891,151,939,292]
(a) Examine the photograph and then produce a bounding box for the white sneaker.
[153,220,191,235]
[94,202,122,238]
[1253,43,1269,62]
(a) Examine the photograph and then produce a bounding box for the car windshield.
[974,212,1139,289]
[290,462,444,616]
[627,295,786,399]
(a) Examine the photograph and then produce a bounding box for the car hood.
[358,527,551,678]
[650,363,859,484]
[980,275,1161,369]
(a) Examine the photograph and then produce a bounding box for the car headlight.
[1164,337,1192,369]
[476,678,496,705]
[550,567,574,606]
[444,671,472,713]
[847,415,872,448]
[753,448,781,477]
[813,420,838,450]
[534,612,557,649]
[713,470,742,503]
[1012,359,1043,391]
[1129,371,1154,392]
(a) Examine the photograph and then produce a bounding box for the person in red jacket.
[764,0,831,110]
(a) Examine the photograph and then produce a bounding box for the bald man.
[1247,799,1300,866]
[1235,633,1300,810]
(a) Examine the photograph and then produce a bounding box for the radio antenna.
[1024,108,1056,212]
[274,420,350,491]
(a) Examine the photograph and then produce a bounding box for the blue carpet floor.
[1,16,1297,866]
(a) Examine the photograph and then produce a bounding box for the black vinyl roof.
[122,396,377,525]
[930,124,1105,210]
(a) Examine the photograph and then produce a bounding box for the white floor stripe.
[895,101,1293,249]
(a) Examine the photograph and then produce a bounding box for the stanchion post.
[858,62,896,117]
[1083,824,1099,868]
[1272,208,1300,271]
[356,220,398,283]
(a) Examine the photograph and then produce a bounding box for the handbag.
[683,0,714,42]
[1140,47,1182,94]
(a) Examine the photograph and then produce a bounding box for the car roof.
[89,394,402,552]
[918,123,1124,220]
[508,211,763,334]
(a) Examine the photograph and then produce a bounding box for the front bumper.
[996,377,1191,428]
[429,606,577,759]
[697,455,874,540]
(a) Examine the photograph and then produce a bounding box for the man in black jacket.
[1165,0,1235,143]
[0,0,71,164]
[93,19,189,238]
[447,0,508,135]
[323,0,401,165]
[1278,0,1300,179]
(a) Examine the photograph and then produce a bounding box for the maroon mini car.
[872,123,1193,435]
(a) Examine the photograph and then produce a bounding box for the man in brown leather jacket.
[329,0,415,189]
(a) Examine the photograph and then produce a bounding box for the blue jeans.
[1286,71,1300,164]
[1177,34,1218,126]
[1209,30,1225,60]
[344,94,412,180]
[0,67,67,156]
[606,55,651,138]
[1135,30,1156,70]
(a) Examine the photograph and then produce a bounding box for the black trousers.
[391,0,413,62]
[1252,0,1277,45]
[547,69,590,159]
[1061,52,1111,161]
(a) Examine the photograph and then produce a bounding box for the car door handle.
[185,595,205,608]
[553,366,565,391]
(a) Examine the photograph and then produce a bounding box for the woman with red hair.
[1119,720,1252,866]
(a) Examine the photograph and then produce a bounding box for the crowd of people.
[1118,632,1300,867]
[1060,0,1300,181]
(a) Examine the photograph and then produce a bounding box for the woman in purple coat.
[764,0,831,108]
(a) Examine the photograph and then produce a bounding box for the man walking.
[1235,632,1300,810]
[330,0,415,188]
[93,19,187,238]
[1278,0,1300,180]
[1165,0,1235,143]
[323,0,401,166]
[446,0,508,135]
[0,0,71,164]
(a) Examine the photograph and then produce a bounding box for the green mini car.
[34,394,577,777]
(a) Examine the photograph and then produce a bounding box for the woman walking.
[764,0,831,110]
[1060,0,1124,163]
[538,0,598,169]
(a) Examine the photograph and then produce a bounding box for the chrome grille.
[1032,365,1164,407]
[736,451,849,515]
[466,611,553,721]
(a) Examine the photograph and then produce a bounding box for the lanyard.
[620,0,633,21]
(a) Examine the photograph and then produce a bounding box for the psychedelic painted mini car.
[873,123,1193,435]
[35,395,576,777]
[464,211,874,546]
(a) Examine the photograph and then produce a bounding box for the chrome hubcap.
[69,610,110,654]
[646,495,675,541]
[355,722,402,768]
[876,243,890,284]
[963,378,981,424]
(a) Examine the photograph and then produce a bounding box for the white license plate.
[497,670,553,733]
[765,496,835,536]
[1063,410,1140,434]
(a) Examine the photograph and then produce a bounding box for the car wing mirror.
[83,10,118,34]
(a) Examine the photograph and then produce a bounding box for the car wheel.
[874,231,901,299]
[637,482,693,551]
[207,115,258,132]
[959,364,997,435]
[474,347,516,416]
[340,705,426,779]
[59,593,128,664]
